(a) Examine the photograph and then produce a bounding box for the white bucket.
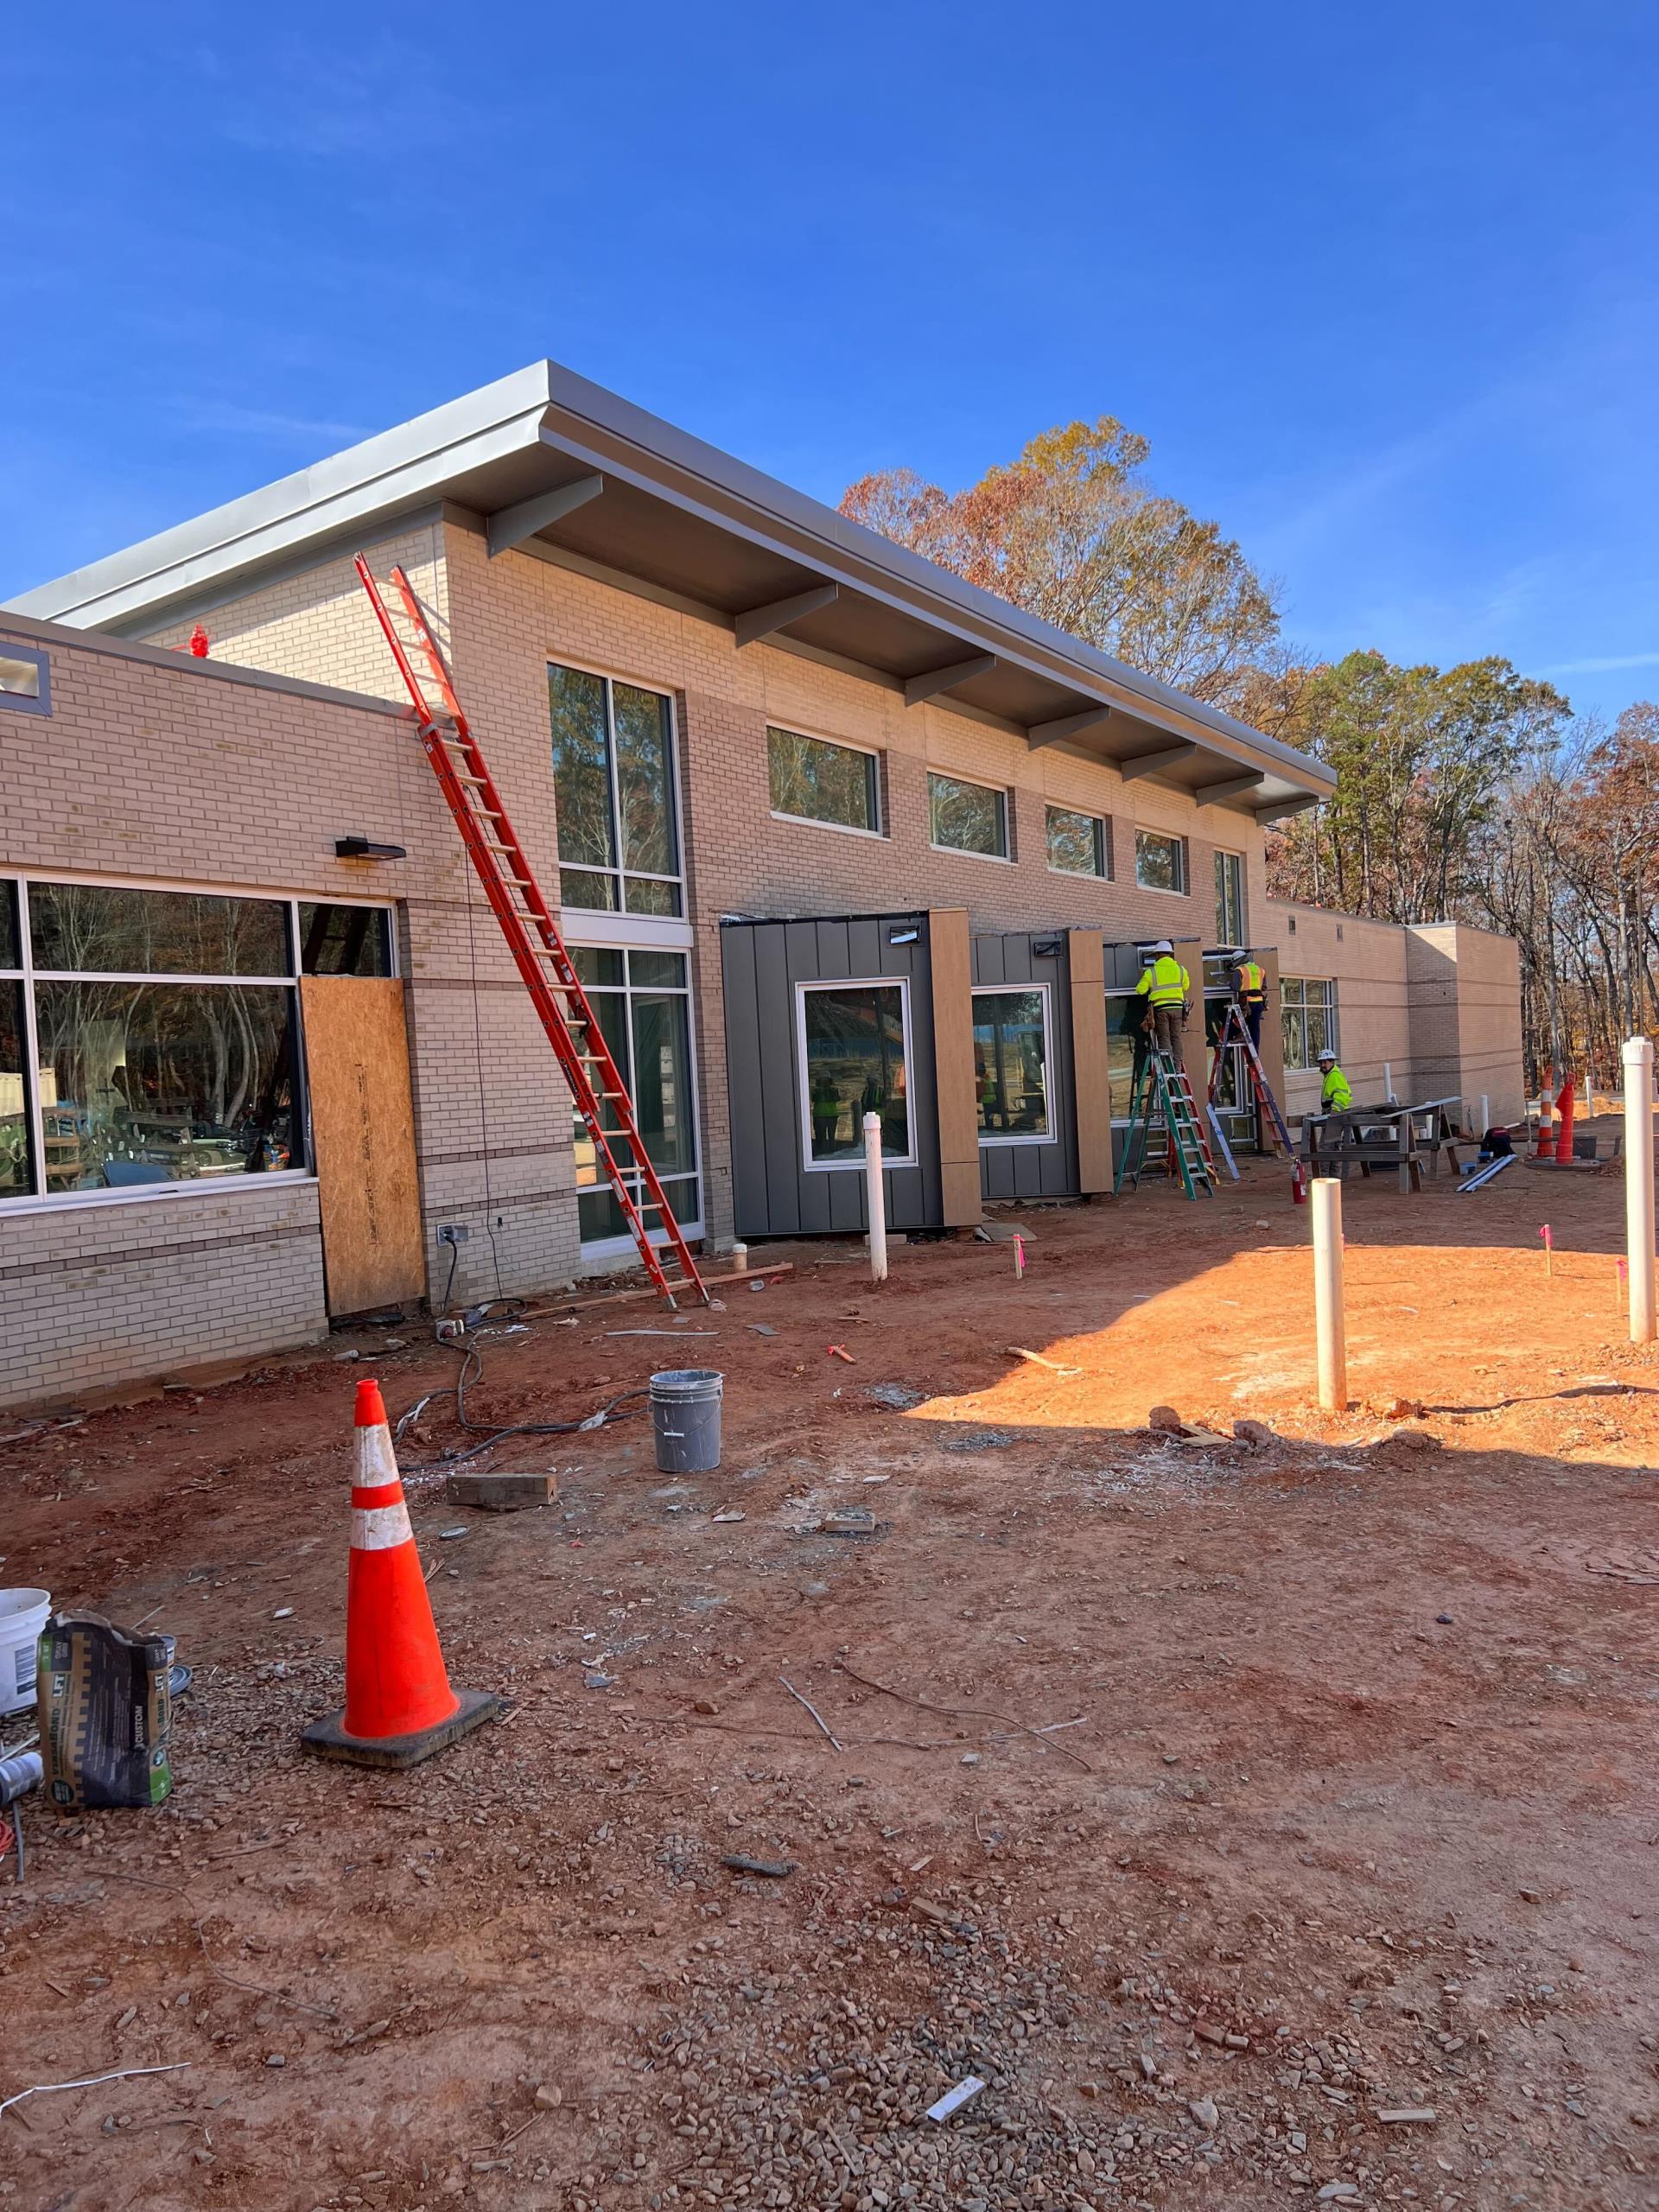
[0,1589,49,1719]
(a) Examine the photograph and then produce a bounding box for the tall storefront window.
[797,982,913,1166]
[569,946,701,1248]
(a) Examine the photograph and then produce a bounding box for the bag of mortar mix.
[38,1611,175,1809]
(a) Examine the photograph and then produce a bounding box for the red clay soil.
[2,1147,1657,2212]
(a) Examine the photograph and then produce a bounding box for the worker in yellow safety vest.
[1316,1048,1352,1113]
[1232,951,1268,1050]
[1135,938,1191,1061]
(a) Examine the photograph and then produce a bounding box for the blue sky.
[6,3,1657,719]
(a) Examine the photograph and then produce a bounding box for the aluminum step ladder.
[354,556,709,1309]
[1209,998,1294,1156]
[1116,1046,1219,1199]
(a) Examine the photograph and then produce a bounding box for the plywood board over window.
[300,976,424,1315]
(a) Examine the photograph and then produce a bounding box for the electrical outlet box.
[436,1224,470,1246]
[435,1316,467,1343]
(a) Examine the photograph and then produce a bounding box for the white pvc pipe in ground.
[1479,1093,1490,1133]
[1623,1037,1655,1344]
[1312,1177,1347,1411]
[863,1111,887,1285]
[1382,1061,1394,1102]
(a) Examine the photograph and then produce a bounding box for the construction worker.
[1316,1047,1352,1113]
[1135,938,1190,1062]
[1232,950,1268,1050]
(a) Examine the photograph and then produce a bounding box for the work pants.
[1148,1002,1184,1058]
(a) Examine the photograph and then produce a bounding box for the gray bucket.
[650,1368,724,1474]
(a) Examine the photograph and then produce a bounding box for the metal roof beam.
[487,473,605,558]
[734,582,838,648]
[1192,770,1267,807]
[904,652,997,708]
[1118,741,1198,782]
[1027,705,1114,750]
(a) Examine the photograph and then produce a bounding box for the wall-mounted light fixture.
[887,925,919,946]
[334,836,408,861]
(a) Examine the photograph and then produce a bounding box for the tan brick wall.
[1408,923,1525,1127]
[1265,901,1414,1119]
[137,523,450,705]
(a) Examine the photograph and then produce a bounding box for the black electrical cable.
[393,1334,648,1471]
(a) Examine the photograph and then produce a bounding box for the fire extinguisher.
[1291,1160,1307,1205]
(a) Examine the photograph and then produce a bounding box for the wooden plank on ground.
[300,976,425,1316]
[519,1262,793,1320]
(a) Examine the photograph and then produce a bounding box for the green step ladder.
[1116,1046,1220,1200]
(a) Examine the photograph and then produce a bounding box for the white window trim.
[766,723,885,840]
[550,659,685,918]
[567,939,704,1253]
[0,872,396,1217]
[1133,829,1188,897]
[971,982,1058,1148]
[1045,805,1109,880]
[926,769,1012,865]
[795,976,918,1173]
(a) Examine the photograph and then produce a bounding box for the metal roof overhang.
[6,362,1333,823]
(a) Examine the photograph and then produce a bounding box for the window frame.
[766,723,884,841]
[1280,976,1340,1071]
[547,658,684,916]
[1134,827,1188,896]
[1045,804,1109,880]
[0,639,51,717]
[794,976,918,1173]
[927,770,1013,865]
[566,940,704,1256]
[1213,847,1245,942]
[0,870,396,1215]
[970,982,1057,1148]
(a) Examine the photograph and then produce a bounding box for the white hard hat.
[1317,1048,1337,1065]
[1153,938,1173,954]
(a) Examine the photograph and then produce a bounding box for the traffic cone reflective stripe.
[303,1378,499,1768]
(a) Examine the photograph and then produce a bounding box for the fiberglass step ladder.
[354,556,710,1310]
[1208,998,1294,1156]
[1115,1046,1219,1199]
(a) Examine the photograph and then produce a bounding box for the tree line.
[842,421,1651,1085]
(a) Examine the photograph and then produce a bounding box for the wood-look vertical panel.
[1174,936,1207,1103]
[300,976,424,1316]
[719,925,769,1239]
[1070,930,1115,1193]
[753,924,806,1235]
[1256,944,1288,1139]
[929,907,981,1228]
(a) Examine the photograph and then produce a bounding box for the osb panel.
[301,976,424,1315]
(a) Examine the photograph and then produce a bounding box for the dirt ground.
[3,1141,1659,2212]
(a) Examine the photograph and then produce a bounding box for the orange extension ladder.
[354,556,709,1310]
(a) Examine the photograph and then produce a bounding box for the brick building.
[1,363,1525,1407]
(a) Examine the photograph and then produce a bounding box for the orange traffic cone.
[302,1380,499,1769]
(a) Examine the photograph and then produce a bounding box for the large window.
[798,982,913,1167]
[549,664,682,916]
[928,772,1009,861]
[973,988,1052,1142]
[1281,976,1339,1071]
[1214,849,1244,942]
[1046,806,1109,879]
[0,880,392,1207]
[767,727,880,836]
[1105,993,1146,1122]
[1135,829,1186,894]
[569,946,700,1248]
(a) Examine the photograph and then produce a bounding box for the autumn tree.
[840,418,1282,715]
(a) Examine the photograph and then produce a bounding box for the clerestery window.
[549,664,682,916]
[928,772,1009,861]
[0,878,392,1207]
[1281,976,1339,1070]
[767,727,880,836]
[1046,805,1108,879]
[1134,828,1186,894]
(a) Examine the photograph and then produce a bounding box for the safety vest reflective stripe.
[1140,956,1187,1006]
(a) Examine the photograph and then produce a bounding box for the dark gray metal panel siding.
[972,933,1079,1202]
[719,914,939,1239]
